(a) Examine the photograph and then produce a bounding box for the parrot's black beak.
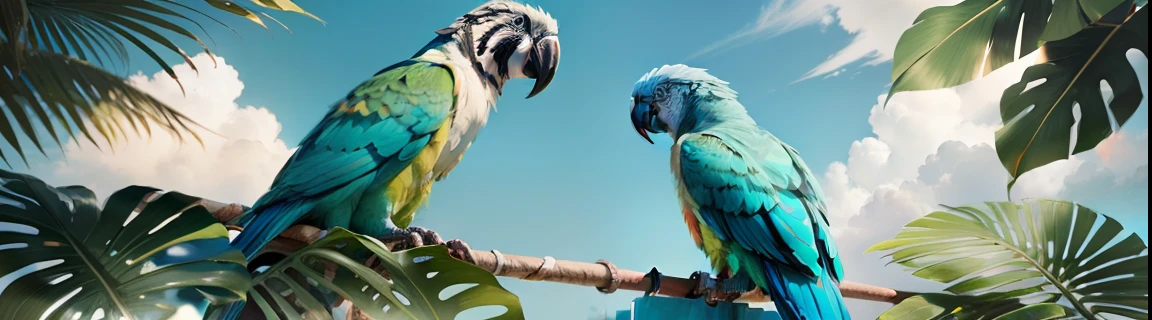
[631,101,654,144]
[524,36,560,99]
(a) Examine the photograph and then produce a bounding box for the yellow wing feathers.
[385,118,454,228]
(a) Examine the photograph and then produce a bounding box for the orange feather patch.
[682,205,704,249]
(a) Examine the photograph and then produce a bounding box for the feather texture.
[233,60,457,259]
[676,128,849,320]
[637,64,848,320]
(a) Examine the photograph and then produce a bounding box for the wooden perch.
[200,200,913,306]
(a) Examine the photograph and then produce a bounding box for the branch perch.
[201,200,914,305]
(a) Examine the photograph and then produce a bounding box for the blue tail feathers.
[217,201,315,320]
[761,261,851,320]
[231,201,313,260]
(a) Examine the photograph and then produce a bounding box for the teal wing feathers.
[220,59,458,320]
[253,60,457,211]
[677,129,842,282]
[232,60,456,260]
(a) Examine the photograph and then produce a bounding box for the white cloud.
[823,52,1149,318]
[692,0,959,81]
[34,53,295,205]
[687,0,835,60]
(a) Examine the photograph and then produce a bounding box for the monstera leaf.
[868,199,1148,320]
[884,0,1131,104]
[1042,0,1137,41]
[0,169,251,320]
[219,228,524,320]
[996,5,1147,193]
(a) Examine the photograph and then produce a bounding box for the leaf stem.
[986,237,1096,318]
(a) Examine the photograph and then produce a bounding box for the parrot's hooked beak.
[631,101,654,144]
[524,36,560,99]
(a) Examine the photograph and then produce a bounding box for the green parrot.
[629,65,849,319]
[229,0,561,261]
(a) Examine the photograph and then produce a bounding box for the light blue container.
[614,296,782,320]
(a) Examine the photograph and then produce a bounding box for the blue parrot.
[628,65,850,320]
[228,0,561,262]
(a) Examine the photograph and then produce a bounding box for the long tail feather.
[762,262,851,320]
[231,201,313,260]
[217,201,314,320]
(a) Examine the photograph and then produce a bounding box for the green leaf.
[1041,0,1130,41]
[0,46,204,166]
[205,0,268,29]
[869,199,1149,319]
[992,303,1071,320]
[878,294,962,320]
[250,0,326,24]
[886,0,1054,105]
[0,0,29,70]
[210,228,525,320]
[0,169,252,320]
[996,6,1147,192]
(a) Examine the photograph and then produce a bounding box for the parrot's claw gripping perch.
[704,271,744,307]
[446,239,475,264]
[686,271,712,300]
[643,267,662,297]
[381,226,446,251]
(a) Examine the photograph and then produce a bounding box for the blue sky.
[8,0,1149,319]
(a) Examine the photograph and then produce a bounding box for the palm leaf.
[21,0,208,82]
[0,168,252,320]
[208,228,525,320]
[996,5,1147,194]
[0,45,202,166]
[867,199,1148,319]
[14,0,323,74]
[205,0,268,30]
[884,0,1132,105]
[250,0,326,25]
[0,0,29,67]
[2,0,323,164]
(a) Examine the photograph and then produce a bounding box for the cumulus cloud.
[33,53,295,205]
[823,51,1149,318]
[692,0,959,81]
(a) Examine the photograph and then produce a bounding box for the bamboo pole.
[202,200,914,305]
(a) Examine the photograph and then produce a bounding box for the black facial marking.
[521,14,533,36]
[475,24,506,56]
[490,35,521,78]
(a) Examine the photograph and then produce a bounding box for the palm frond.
[0,44,202,166]
[868,199,1148,320]
[1,0,323,164]
[13,0,322,76]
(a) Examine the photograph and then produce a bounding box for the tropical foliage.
[210,228,525,320]
[868,200,1148,320]
[0,168,526,320]
[886,0,1148,193]
[0,0,324,166]
[0,168,252,320]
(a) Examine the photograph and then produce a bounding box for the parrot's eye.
[513,16,525,26]
[654,87,667,101]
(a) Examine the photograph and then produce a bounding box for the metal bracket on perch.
[643,267,662,297]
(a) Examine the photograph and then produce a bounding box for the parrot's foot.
[446,239,475,264]
[686,271,711,300]
[380,226,445,251]
[704,270,744,307]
